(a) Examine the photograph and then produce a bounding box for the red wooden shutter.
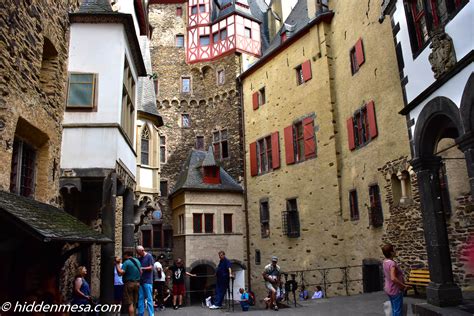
[250,142,258,176]
[355,38,365,67]
[302,60,312,82]
[271,132,280,169]
[303,117,316,158]
[284,126,295,165]
[252,92,259,110]
[347,117,356,150]
[367,100,378,139]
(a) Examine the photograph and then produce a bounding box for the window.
[255,249,261,265]
[178,214,185,234]
[160,180,168,197]
[160,135,166,163]
[200,35,210,46]
[284,117,316,165]
[213,130,229,159]
[349,190,359,220]
[213,32,219,43]
[203,166,220,184]
[182,113,191,128]
[244,27,252,38]
[220,28,227,41]
[196,136,205,150]
[141,224,173,249]
[176,6,182,16]
[260,200,270,238]
[404,0,468,55]
[191,5,197,15]
[281,31,287,43]
[181,76,191,93]
[121,59,135,141]
[153,78,159,95]
[199,4,206,12]
[204,213,214,233]
[296,60,312,85]
[369,184,383,227]
[250,132,280,176]
[193,213,203,233]
[217,69,225,85]
[66,73,97,109]
[141,126,150,165]
[224,214,233,233]
[176,35,185,48]
[282,199,300,238]
[257,136,272,174]
[40,37,58,96]
[350,38,365,75]
[10,138,36,197]
[251,87,265,110]
[347,101,378,150]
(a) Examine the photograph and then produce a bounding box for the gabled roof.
[202,146,218,167]
[0,190,111,244]
[170,150,243,197]
[137,37,163,127]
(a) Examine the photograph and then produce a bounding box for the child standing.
[239,288,250,311]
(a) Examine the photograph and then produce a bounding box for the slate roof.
[202,146,218,167]
[0,190,111,244]
[77,0,113,13]
[170,150,243,196]
[137,37,163,127]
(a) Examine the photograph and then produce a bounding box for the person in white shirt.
[153,254,166,310]
[311,286,324,299]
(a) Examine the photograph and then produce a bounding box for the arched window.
[391,174,402,206]
[141,126,150,165]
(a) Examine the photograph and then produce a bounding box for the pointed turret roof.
[202,146,218,167]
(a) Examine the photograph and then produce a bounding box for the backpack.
[248,291,256,306]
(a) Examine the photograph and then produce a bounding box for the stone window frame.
[159,135,167,164]
[204,213,214,233]
[255,249,261,265]
[178,214,185,234]
[176,34,185,48]
[160,179,168,197]
[223,213,233,233]
[368,183,384,228]
[216,68,225,85]
[193,213,203,233]
[140,125,151,166]
[140,224,173,250]
[66,72,98,112]
[390,170,414,207]
[195,135,205,150]
[10,137,37,198]
[258,87,266,106]
[282,198,300,238]
[181,113,191,128]
[121,58,136,143]
[212,129,229,159]
[181,75,192,94]
[256,134,272,175]
[349,189,359,221]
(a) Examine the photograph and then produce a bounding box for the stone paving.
[154,292,425,316]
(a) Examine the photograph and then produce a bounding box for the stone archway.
[459,73,474,195]
[411,96,468,307]
[189,260,216,305]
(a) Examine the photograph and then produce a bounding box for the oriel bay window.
[141,126,150,165]
[284,116,316,165]
[347,101,378,150]
[250,132,280,176]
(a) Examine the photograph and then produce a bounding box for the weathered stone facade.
[0,0,78,203]
[149,3,245,258]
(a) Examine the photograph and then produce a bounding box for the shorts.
[265,281,277,292]
[114,284,124,302]
[172,283,186,296]
[123,281,140,306]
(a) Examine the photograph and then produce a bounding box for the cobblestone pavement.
[153,292,425,316]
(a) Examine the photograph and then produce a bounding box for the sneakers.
[205,296,212,308]
[273,305,279,311]
[173,305,178,310]
[209,305,221,309]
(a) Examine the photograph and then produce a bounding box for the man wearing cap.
[262,256,281,311]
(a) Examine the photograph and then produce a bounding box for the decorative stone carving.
[428,29,457,80]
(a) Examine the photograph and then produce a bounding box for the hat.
[271,256,278,262]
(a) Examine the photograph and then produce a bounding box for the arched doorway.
[230,261,246,301]
[189,261,216,305]
[411,95,474,307]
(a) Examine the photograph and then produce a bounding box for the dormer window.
[203,166,220,184]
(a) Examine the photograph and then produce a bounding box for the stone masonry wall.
[149,3,245,258]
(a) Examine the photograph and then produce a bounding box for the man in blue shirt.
[136,245,154,316]
[209,251,233,309]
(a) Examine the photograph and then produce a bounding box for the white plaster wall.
[409,64,474,136]
[117,0,142,39]
[65,24,125,124]
[393,1,473,104]
[139,167,154,188]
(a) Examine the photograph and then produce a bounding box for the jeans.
[388,292,403,316]
[138,283,154,316]
[214,279,229,307]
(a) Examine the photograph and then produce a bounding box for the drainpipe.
[237,75,252,291]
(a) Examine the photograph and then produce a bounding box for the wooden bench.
[405,269,430,295]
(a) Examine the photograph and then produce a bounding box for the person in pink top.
[382,244,410,316]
